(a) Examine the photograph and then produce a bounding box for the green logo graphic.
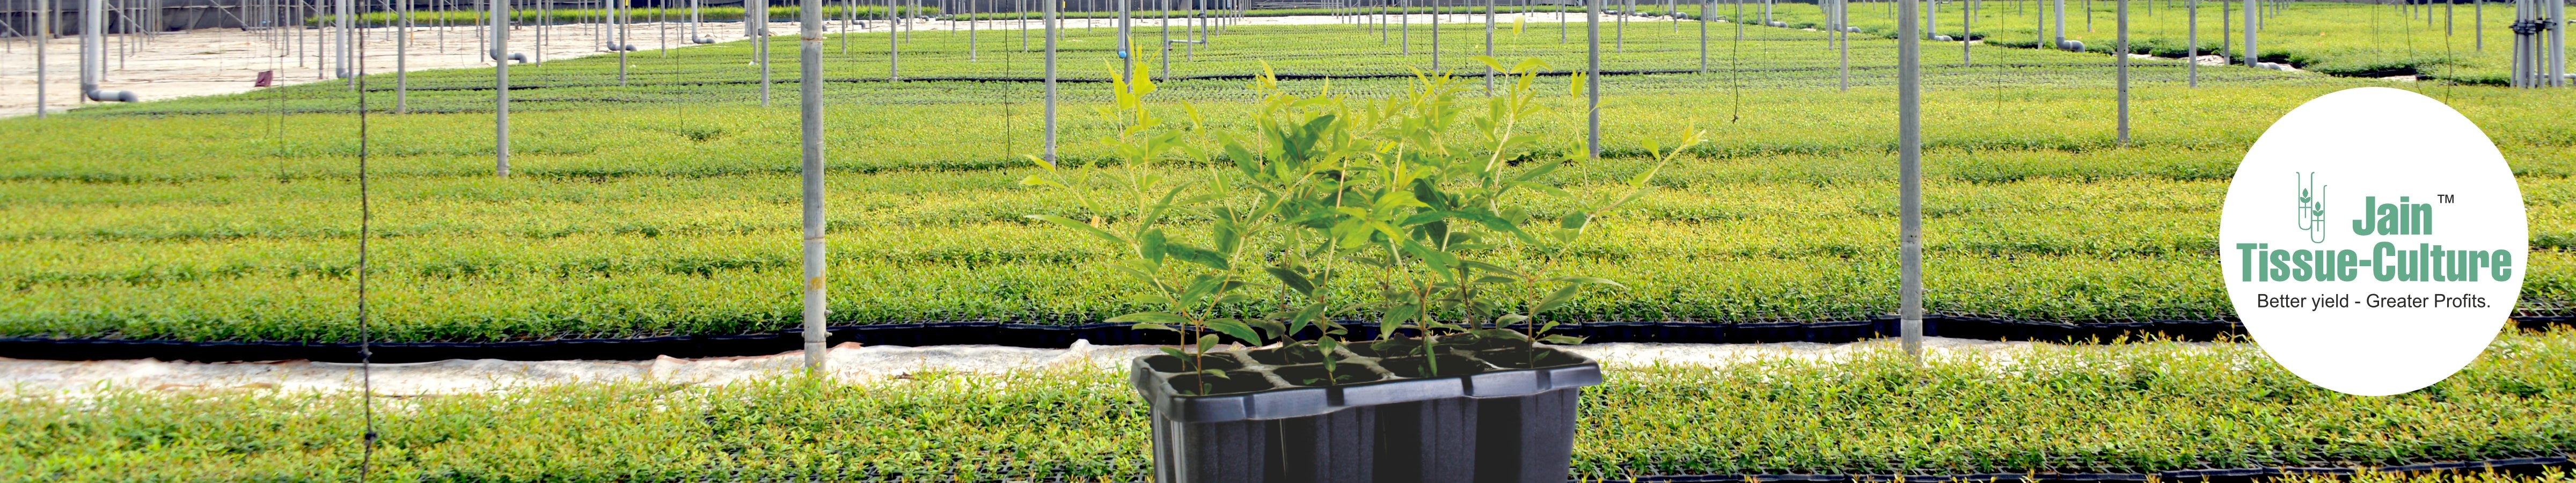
[2296,172,2327,244]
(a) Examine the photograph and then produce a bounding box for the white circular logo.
[2220,87,2526,397]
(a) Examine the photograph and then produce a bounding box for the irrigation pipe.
[80,0,137,103]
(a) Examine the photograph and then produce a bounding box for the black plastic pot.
[1130,335,1602,483]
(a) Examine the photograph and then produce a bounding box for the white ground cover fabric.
[0,336,2185,398]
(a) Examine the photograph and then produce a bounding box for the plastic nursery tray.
[1130,336,1602,483]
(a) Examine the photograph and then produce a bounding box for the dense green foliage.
[4,14,2572,342]
[8,330,2572,481]
[1649,0,2536,83]
[79,17,2318,115]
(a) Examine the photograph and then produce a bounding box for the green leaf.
[1107,312,1194,325]
[1159,347,1190,360]
[1170,245,1231,270]
[1289,303,1330,336]
[1139,229,1170,263]
[1211,218,1242,257]
[1204,319,1264,345]
[1540,335,1587,345]
[1197,334,1221,354]
[1024,215,1126,247]
[1248,319,1288,342]
[1400,240,1458,276]
[1534,285,1583,313]
[1559,211,1592,231]
[1458,260,1525,277]
[1131,323,1179,332]
[1469,328,1529,341]
[1385,304,1422,328]
[1266,267,1318,297]
[1553,276,1629,290]
[1017,174,1065,188]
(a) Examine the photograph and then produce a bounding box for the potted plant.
[1023,60,1703,483]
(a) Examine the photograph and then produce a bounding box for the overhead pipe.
[81,0,136,103]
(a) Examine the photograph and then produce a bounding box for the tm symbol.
[2438,194,2457,203]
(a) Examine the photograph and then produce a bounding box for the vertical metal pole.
[2187,0,2196,86]
[336,0,351,80]
[1400,0,1407,54]
[2551,0,2564,86]
[1962,0,1971,63]
[1697,0,1707,72]
[1432,0,1439,71]
[399,0,409,113]
[1839,0,1849,90]
[81,0,100,96]
[1484,0,1493,94]
[798,0,829,373]
[1121,0,1129,83]
[1160,0,1168,81]
[759,0,770,106]
[888,0,897,79]
[2053,0,2064,45]
[1898,0,1922,363]
[36,0,49,119]
[492,0,509,177]
[1044,0,1055,163]
[2240,0,2252,67]
[617,0,628,85]
[2475,0,2481,52]
[1585,0,1598,160]
[2116,0,2127,145]
[1927,0,1936,40]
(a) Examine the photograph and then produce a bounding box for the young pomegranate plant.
[1026,59,1703,393]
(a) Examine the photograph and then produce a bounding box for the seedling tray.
[1130,336,1602,483]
